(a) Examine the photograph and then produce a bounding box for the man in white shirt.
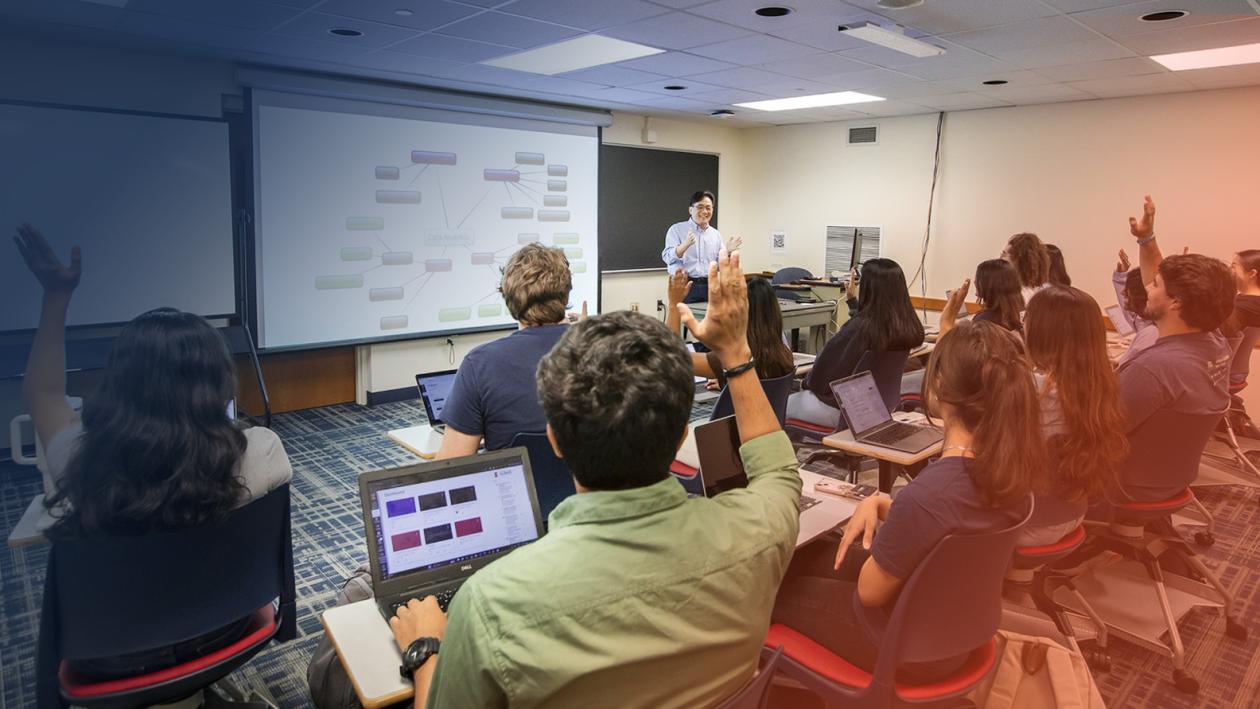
[661,190,740,303]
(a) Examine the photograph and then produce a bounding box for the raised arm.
[15,224,80,447]
[664,268,692,336]
[939,279,970,338]
[1128,195,1163,284]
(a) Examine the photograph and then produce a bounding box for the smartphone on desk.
[814,479,878,501]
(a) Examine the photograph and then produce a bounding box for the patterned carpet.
[2,400,1258,708]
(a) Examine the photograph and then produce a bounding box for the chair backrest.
[852,350,910,414]
[772,267,812,285]
[871,500,1032,671]
[1119,410,1221,500]
[509,432,577,522]
[710,372,795,425]
[1230,326,1260,386]
[716,646,784,709]
[42,485,295,662]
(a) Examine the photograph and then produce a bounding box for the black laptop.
[415,369,457,432]
[674,416,821,511]
[360,448,546,620]
[831,371,943,454]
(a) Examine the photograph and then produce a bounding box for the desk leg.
[878,461,896,494]
[809,324,827,354]
[790,327,801,351]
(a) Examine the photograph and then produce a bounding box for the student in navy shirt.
[772,321,1039,682]
[436,243,574,457]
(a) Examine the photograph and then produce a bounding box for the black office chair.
[710,371,795,426]
[772,267,814,303]
[37,485,297,708]
[510,432,578,524]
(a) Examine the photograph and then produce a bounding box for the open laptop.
[831,372,943,454]
[673,416,821,511]
[415,369,457,432]
[1105,305,1135,338]
[360,448,546,620]
[686,343,720,403]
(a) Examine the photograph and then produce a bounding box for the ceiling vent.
[848,125,878,145]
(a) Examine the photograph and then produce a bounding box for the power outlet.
[657,299,665,312]
[630,302,640,312]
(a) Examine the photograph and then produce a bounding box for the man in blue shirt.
[661,190,741,303]
[435,243,572,457]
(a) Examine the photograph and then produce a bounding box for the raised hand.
[1117,249,1130,273]
[1128,195,1156,241]
[845,268,859,300]
[677,249,749,365]
[677,230,697,258]
[15,224,80,296]
[667,268,692,307]
[940,278,970,336]
[726,234,743,252]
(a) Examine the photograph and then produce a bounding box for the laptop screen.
[415,370,457,425]
[1105,305,1135,337]
[366,455,541,581]
[830,372,892,438]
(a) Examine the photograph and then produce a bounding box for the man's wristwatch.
[722,356,757,379]
[399,637,441,678]
[1136,232,1157,246]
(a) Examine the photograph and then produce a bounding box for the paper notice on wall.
[771,229,786,254]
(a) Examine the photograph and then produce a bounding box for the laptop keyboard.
[864,421,926,446]
[387,587,458,617]
[799,494,821,511]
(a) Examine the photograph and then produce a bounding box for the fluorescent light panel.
[841,22,944,58]
[482,35,663,75]
[1151,42,1260,71]
[734,91,885,111]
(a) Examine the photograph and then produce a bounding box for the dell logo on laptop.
[461,564,472,571]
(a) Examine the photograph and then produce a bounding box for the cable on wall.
[908,111,945,316]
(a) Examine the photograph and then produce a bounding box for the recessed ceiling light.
[329,28,363,37]
[481,35,664,75]
[1141,10,1188,22]
[394,8,414,17]
[840,22,945,58]
[982,79,1008,85]
[877,0,924,8]
[754,6,792,17]
[664,85,687,91]
[735,91,885,111]
[710,109,736,118]
[1151,42,1260,71]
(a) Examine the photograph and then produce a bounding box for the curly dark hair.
[1006,233,1051,289]
[1158,254,1236,331]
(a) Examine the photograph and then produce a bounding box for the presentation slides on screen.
[254,99,599,349]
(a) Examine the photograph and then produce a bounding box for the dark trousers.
[683,278,709,304]
[771,538,969,684]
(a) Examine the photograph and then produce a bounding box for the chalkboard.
[599,145,719,272]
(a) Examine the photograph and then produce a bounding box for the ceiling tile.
[842,0,1059,35]
[933,69,1058,93]
[685,87,774,104]
[118,12,265,49]
[857,79,944,100]
[1177,62,1260,89]
[455,0,511,7]
[601,11,752,50]
[636,94,713,110]
[646,0,712,8]
[1040,0,1134,11]
[570,86,669,103]
[747,77,853,96]
[518,74,616,94]
[807,106,874,121]
[810,66,921,89]
[615,50,739,75]
[274,12,422,48]
[912,92,1013,110]
[1069,0,1258,39]
[1116,17,1260,56]
[945,16,1103,55]
[688,33,820,63]
[438,10,583,49]
[686,0,856,32]
[1000,38,1135,69]
[500,0,668,31]
[352,50,453,75]
[391,33,514,61]
[1068,71,1195,97]
[622,78,730,96]
[977,82,1095,104]
[847,99,933,117]
[757,52,871,79]
[128,0,296,31]
[1034,57,1167,82]
[559,64,669,86]
[690,65,791,88]
[767,18,895,53]
[838,40,1008,81]
[248,34,374,64]
[0,0,127,30]
[316,0,482,32]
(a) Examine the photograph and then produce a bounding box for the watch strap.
[399,637,441,679]
[1136,232,1157,246]
[722,356,757,379]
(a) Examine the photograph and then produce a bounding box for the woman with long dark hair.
[970,259,1024,333]
[787,258,924,429]
[1046,244,1071,287]
[773,321,1038,681]
[15,224,291,676]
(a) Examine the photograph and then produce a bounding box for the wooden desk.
[822,418,943,493]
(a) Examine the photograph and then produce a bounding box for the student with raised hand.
[787,258,924,429]
[1003,232,1052,305]
[14,224,292,677]
[1112,248,1159,366]
[1021,286,1128,545]
[667,268,794,388]
[435,243,572,459]
[390,249,803,709]
[772,320,1039,682]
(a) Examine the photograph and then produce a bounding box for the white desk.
[688,300,835,354]
[7,495,56,548]
[386,425,443,460]
[822,417,944,494]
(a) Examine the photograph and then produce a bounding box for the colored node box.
[470,252,496,265]
[570,261,587,274]
[450,486,477,504]
[386,498,416,517]
[538,210,569,222]
[425,258,453,272]
[502,207,533,219]
[382,251,413,266]
[340,246,373,261]
[515,152,545,165]
[547,179,567,192]
[484,169,520,182]
[411,150,457,165]
[424,228,474,247]
[424,524,454,544]
[376,190,421,204]
[439,307,471,322]
[478,304,502,318]
[547,164,567,177]
[375,166,400,180]
[346,217,384,231]
[543,195,567,207]
[316,275,364,289]
[380,315,409,330]
[517,233,540,244]
[418,491,448,511]
[390,530,422,551]
[369,287,404,302]
[564,248,582,259]
[455,517,484,537]
[553,233,580,245]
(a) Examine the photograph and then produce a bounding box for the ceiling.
[5,0,1260,126]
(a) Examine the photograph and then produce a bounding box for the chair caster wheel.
[1173,670,1199,694]
[1194,532,1215,547]
[1226,618,1248,641]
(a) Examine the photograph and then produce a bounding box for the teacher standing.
[661,190,741,303]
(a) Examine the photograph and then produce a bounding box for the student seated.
[1112,248,1158,366]
[436,243,573,458]
[1021,286,1128,545]
[772,320,1039,682]
[1003,232,1051,306]
[1046,243,1072,287]
[15,224,292,678]
[788,258,924,429]
[387,251,802,708]
[1228,249,1260,389]
[667,269,794,387]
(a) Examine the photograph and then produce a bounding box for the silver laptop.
[415,369,457,432]
[1105,305,1135,338]
[831,372,943,454]
[674,415,821,511]
[360,448,546,620]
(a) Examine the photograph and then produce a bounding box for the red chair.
[764,503,1030,708]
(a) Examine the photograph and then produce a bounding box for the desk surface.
[7,495,54,548]
[687,300,834,314]
[386,425,442,460]
[822,420,943,466]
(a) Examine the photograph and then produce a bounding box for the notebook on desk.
[686,343,721,402]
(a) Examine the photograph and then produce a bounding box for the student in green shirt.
[389,249,803,708]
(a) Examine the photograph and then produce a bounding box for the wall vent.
[848,125,878,145]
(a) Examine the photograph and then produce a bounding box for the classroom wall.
[738,86,1260,310]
